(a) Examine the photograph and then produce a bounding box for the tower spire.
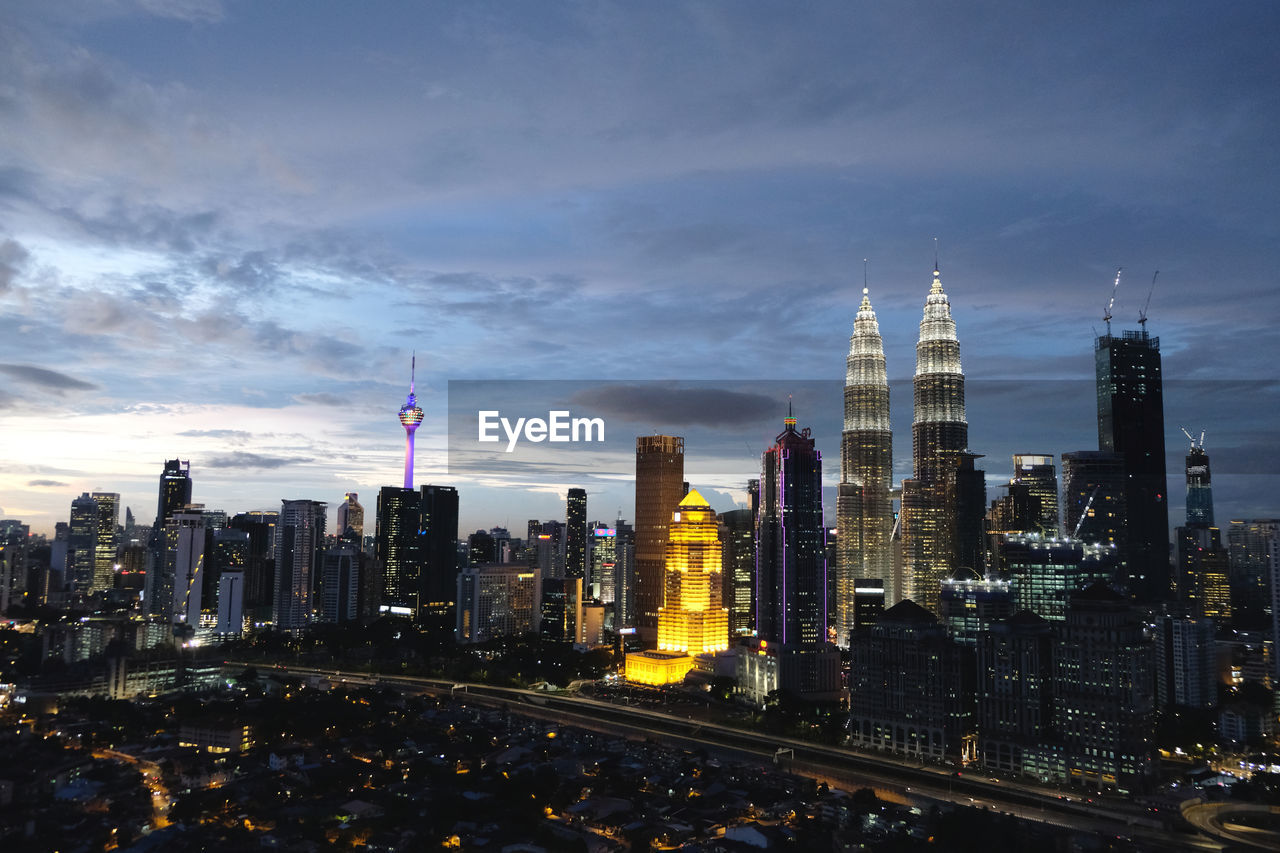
[397,352,425,489]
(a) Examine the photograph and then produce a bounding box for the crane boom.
[1073,485,1101,539]
[1139,270,1158,328]
[1103,267,1122,334]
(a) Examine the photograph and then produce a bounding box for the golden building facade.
[656,489,729,655]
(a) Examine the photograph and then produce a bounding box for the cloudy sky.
[1,1,1277,536]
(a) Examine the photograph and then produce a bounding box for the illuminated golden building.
[626,488,728,685]
[657,489,729,655]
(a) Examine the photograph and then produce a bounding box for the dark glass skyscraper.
[419,484,459,616]
[566,487,587,580]
[837,286,893,641]
[756,409,826,647]
[718,507,755,637]
[376,485,422,617]
[274,499,325,631]
[633,435,684,639]
[1096,328,1170,600]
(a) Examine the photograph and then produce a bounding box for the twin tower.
[836,265,976,641]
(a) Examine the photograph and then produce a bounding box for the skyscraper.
[68,493,99,594]
[1226,519,1279,629]
[1096,327,1170,601]
[419,484,459,617]
[275,499,326,631]
[1174,438,1231,620]
[634,434,685,639]
[837,286,894,639]
[321,541,361,623]
[717,507,755,637]
[1061,450,1127,548]
[156,459,193,528]
[165,507,206,628]
[1011,455,1059,535]
[376,486,421,617]
[756,408,827,647]
[565,488,587,580]
[656,489,729,656]
[336,492,364,541]
[398,355,425,490]
[901,265,982,613]
[89,491,120,593]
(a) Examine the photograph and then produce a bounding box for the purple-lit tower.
[398,355,425,489]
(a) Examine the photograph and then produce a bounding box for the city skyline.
[2,3,1279,534]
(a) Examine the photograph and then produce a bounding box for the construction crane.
[1138,271,1158,329]
[1073,485,1101,539]
[1102,267,1122,335]
[1180,427,1205,450]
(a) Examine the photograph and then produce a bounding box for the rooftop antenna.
[410,350,417,394]
[1138,270,1158,329]
[933,237,939,271]
[863,258,868,293]
[1103,267,1122,335]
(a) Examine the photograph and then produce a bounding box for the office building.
[540,576,583,643]
[1003,533,1117,622]
[456,564,541,643]
[938,572,1015,645]
[336,492,364,540]
[1012,455,1059,535]
[165,508,206,628]
[419,484,459,616]
[274,499,326,631]
[321,542,360,623]
[852,579,886,633]
[756,408,827,648]
[566,488,587,580]
[976,610,1058,779]
[848,599,976,763]
[901,265,984,613]
[1054,584,1157,791]
[89,491,120,593]
[1154,614,1217,711]
[1174,439,1231,621]
[837,286,894,638]
[718,508,755,637]
[634,435,685,639]
[628,489,728,686]
[376,486,422,617]
[214,569,245,637]
[68,493,99,595]
[1227,519,1279,630]
[1096,328,1170,601]
[229,511,277,621]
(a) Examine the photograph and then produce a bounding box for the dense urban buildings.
[837,286,894,636]
[1174,437,1231,620]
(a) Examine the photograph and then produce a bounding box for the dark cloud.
[569,384,778,429]
[27,479,68,487]
[205,452,303,469]
[294,392,347,407]
[0,238,29,292]
[178,429,252,440]
[0,363,97,391]
[56,202,219,255]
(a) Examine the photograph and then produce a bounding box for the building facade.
[633,435,685,639]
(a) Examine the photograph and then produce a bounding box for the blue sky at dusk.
[1,1,1277,535]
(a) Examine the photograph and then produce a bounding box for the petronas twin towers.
[836,264,974,641]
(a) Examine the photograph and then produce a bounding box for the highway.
[238,663,1223,851]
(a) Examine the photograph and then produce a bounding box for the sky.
[0,0,1277,537]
